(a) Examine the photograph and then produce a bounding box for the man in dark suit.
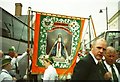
[100,46,120,82]
[70,38,107,80]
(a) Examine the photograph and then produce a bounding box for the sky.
[0,0,119,37]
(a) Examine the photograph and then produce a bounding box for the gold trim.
[32,10,88,20]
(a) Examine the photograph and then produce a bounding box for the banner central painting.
[31,12,85,75]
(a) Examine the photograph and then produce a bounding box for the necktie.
[111,65,118,82]
[97,61,104,80]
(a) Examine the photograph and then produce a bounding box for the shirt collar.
[90,51,99,64]
[47,65,53,69]
[2,69,9,74]
[104,61,116,68]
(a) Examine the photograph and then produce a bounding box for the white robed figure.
[49,34,68,60]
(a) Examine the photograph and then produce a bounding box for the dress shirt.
[43,65,58,82]
[5,52,27,69]
[89,51,99,64]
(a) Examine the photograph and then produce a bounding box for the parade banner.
[31,12,85,76]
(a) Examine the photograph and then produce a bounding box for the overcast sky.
[0,0,119,36]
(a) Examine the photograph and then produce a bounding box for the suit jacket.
[71,53,104,81]
[115,63,120,73]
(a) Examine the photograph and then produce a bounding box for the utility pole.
[99,7,108,30]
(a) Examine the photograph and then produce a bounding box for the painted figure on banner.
[49,34,69,62]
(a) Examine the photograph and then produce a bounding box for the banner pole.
[89,15,97,38]
[27,7,31,81]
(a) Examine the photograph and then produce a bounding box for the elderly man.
[100,46,120,82]
[71,38,107,81]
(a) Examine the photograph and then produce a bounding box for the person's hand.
[23,75,27,79]
[27,48,31,53]
[12,77,17,80]
[104,72,112,80]
[14,53,18,58]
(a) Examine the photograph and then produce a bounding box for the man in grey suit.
[71,38,107,81]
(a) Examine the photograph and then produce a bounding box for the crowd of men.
[0,46,31,82]
[0,38,120,82]
[70,38,120,82]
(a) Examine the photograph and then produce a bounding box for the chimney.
[15,3,22,16]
